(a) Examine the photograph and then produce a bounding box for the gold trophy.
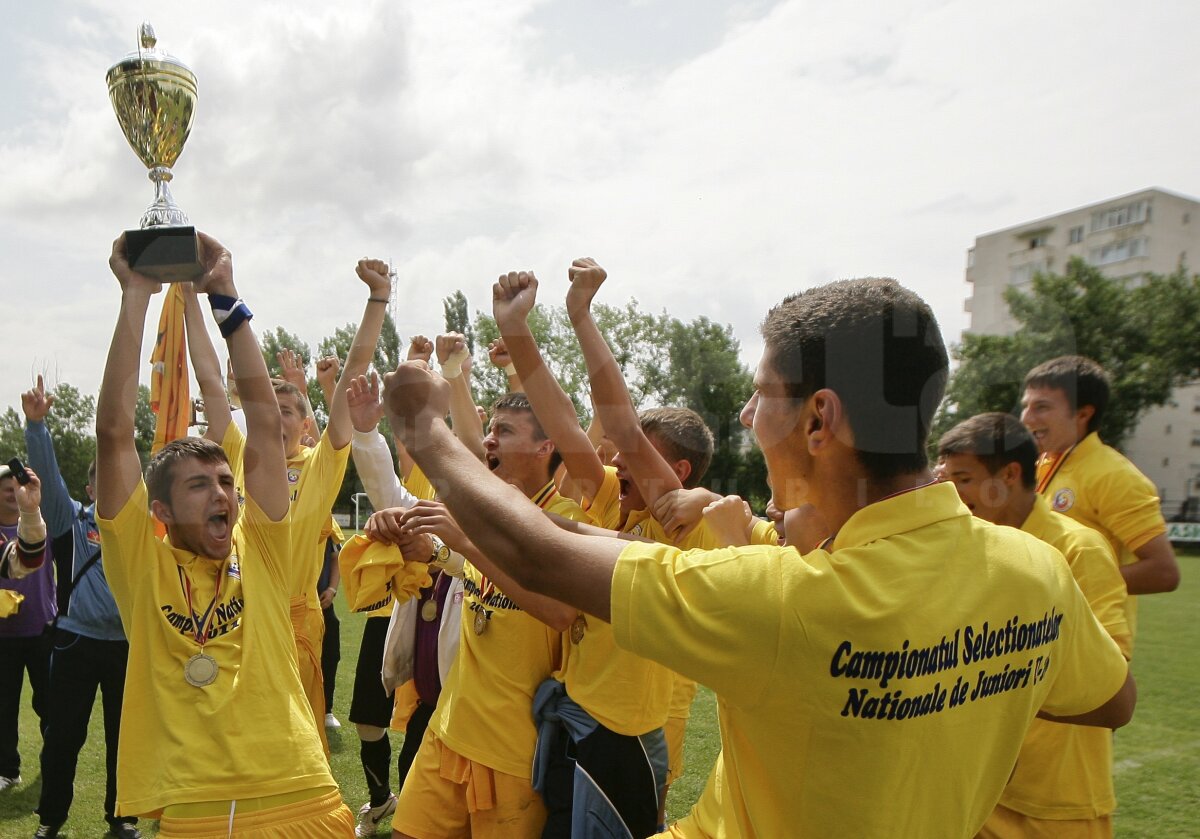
[106,23,202,281]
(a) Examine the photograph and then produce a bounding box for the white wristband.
[504,363,517,377]
[440,347,469,380]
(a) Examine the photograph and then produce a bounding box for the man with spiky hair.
[95,232,352,836]
[382,277,1136,839]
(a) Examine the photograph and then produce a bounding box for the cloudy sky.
[2,0,1199,416]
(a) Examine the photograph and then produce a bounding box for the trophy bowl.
[106,23,203,282]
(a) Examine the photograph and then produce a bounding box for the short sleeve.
[1090,466,1166,552]
[610,540,787,707]
[1038,570,1129,717]
[96,480,157,623]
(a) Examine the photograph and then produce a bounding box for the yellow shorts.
[158,788,353,838]
[391,728,546,839]
[977,803,1112,839]
[664,717,687,785]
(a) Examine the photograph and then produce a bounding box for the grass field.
[0,556,1196,837]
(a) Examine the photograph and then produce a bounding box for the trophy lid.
[106,22,197,82]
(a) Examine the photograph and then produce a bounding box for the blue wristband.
[218,302,253,338]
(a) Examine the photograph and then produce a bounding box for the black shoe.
[107,823,142,839]
[33,824,63,839]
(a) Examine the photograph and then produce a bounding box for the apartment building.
[964,187,1200,516]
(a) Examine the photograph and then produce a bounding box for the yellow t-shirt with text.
[98,481,333,817]
[431,483,590,778]
[618,482,1129,839]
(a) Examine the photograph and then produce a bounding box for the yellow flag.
[149,283,192,455]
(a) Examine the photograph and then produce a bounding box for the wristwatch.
[429,536,452,568]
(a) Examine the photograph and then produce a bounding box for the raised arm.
[566,258,681,509]
[436,332,486,461]
[494,271,606,502]
[327,259,394,451]
[22,376,78,538]
[181,282,233,443]
[195,232,288,520]
[347,372,418,510]
[277,348,320,438]
[488,338,523,393]
[383,361,624,621]
[96,235,162,520]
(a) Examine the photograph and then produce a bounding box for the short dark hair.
[490,392,562,475]
[1023,356,1110,433]
[639,407,714,489]
[271,379,310,418]
[145,437,230,506]
[761,278,948,480]
[937,412,1037,489]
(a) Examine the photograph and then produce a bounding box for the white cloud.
[2,0,1200,431]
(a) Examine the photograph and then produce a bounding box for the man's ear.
[807,389,843,453]
[1076,404,1095,433]
[536,439,555,461]
[672,459,693,487]
[1000,461,1023,489]
[150,499,174,525]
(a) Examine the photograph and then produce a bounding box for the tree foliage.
[934,257,1200,450]
[443,291,476,354]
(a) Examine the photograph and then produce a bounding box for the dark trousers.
[0,630,51,778]
[541,724,660,839]
[321,605,340,711]
[397,700,436,792]
[35,629,134,828]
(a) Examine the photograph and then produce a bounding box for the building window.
[1091,200,1150,233]
[1164,458,1171,468]
[1090,237,1148,266]
[1009,260,1047,286]
[1068,226,1084,244]
[1029,235,1047,249]
[1192,431,1200,446]
[1166,424,1173,434]
[967,248,975,268]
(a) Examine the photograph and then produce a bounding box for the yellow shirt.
[431,483,591,778]
[611,482,1129,839]
[997,496,1131,821]
[220,424,350,598]
[584,465,622,531]
[1038,431,1166,639]
[404,463,437,502]
[98,481,333,817]
[668,674,698,721]
[566,468,717,735]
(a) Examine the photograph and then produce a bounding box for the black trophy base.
[125,226,204,283]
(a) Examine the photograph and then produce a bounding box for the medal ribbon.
[1035,445,1075,495]
[177,564,224,647]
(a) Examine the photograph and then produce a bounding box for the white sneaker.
[355,793,397,837]
[325,712,342,729]
[0,774,20,792]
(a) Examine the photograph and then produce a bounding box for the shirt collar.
[831,482,970,551]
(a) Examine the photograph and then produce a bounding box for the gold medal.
[184,652,218,687]
[570,614,587,644]
[420,599,438,622]
[473,610,488,636]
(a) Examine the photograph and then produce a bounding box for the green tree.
[934,258,1200,450]
[0,382,103,497]
[443,291,476,354]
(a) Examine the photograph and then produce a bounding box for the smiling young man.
[381,277,1136,839]
[938,412,1132,838]
[1021,356,1180,640]
[95,233,352,837]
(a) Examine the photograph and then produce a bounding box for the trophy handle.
[141,166,190,228]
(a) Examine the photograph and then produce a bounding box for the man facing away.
[95,232,353,837]
[381,277,1136,839]
[938,412,1132,838]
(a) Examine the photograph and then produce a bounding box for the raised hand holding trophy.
[106,23,202,282]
